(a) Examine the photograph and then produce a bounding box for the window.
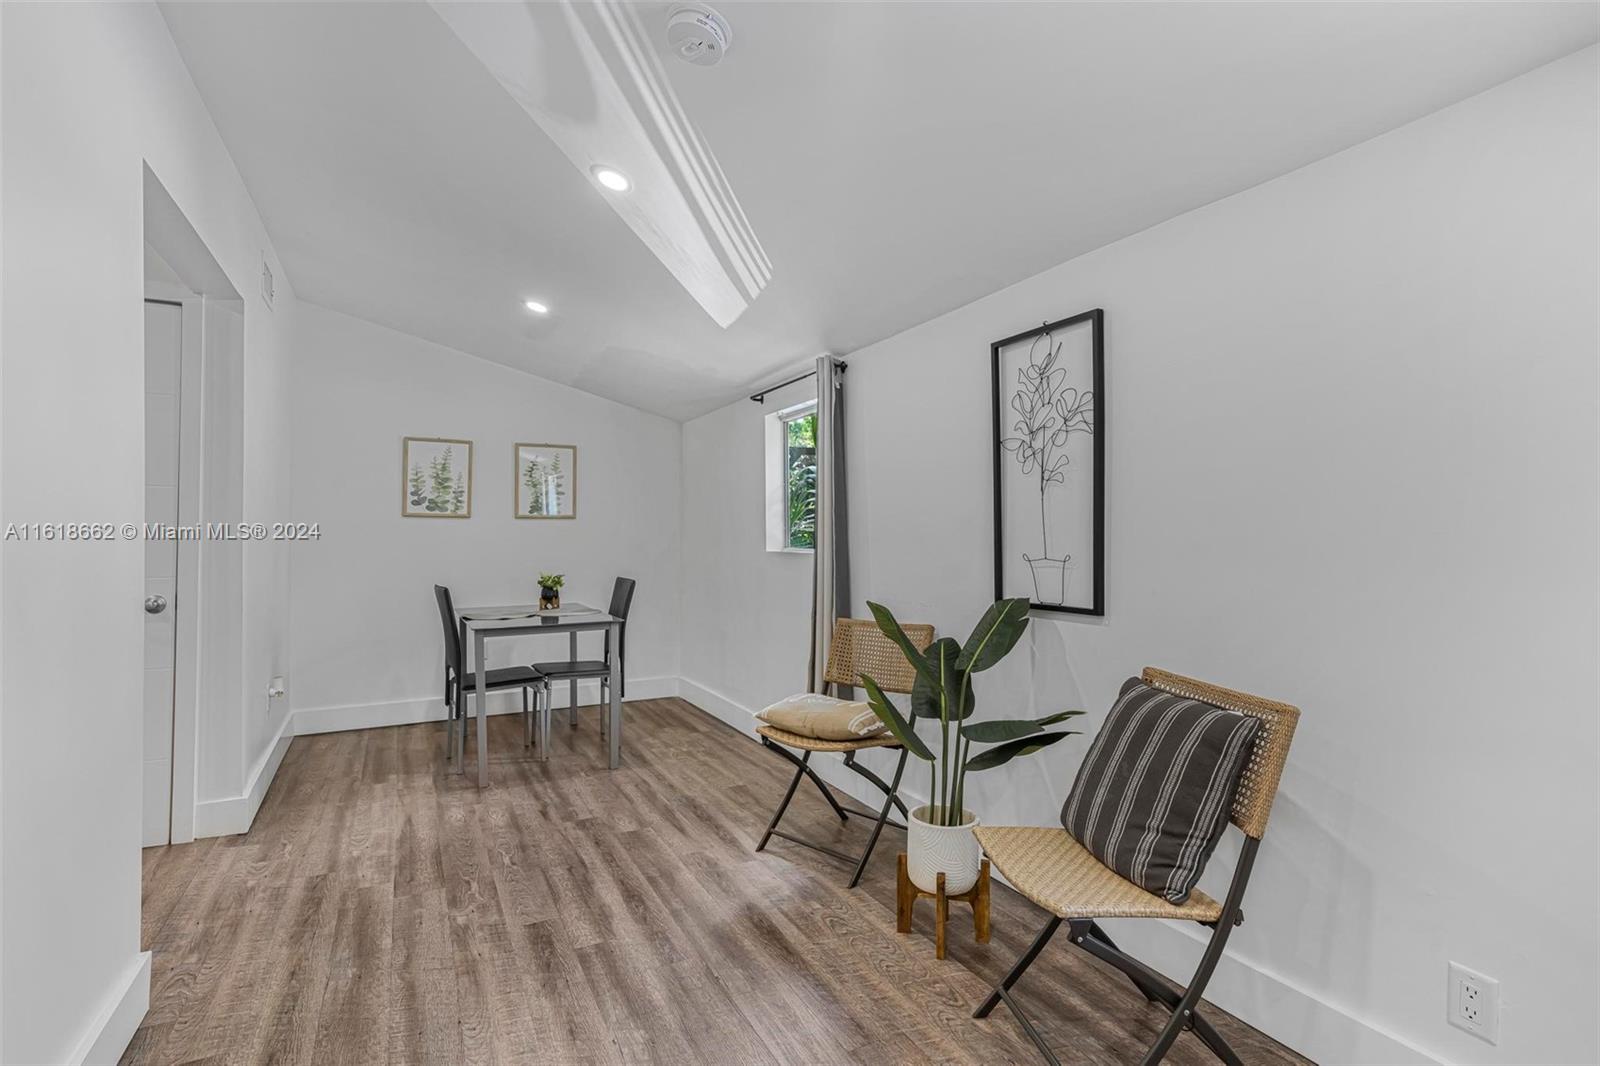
[782,407,817,550]
[764,401,816,553]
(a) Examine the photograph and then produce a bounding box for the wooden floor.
[128,698,1306,1066]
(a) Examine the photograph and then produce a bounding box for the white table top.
[456,602,617,631]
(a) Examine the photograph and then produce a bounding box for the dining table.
[455,601,624,786]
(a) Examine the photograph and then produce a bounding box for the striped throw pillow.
[1061,678,1259,903]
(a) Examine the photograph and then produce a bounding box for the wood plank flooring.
[127,698,1307,1065]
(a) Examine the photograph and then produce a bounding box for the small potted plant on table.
[537,572,564,611]
[861,597,1082,896]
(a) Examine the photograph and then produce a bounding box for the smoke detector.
[666,3,732,67]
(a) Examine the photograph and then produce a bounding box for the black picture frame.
[991,309,1105,616]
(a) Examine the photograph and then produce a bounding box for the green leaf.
[959,710,1084,744]
[866,601,942,691]
[962,730,1075,772]
[860,673,934,761]
[911,638,973,720]
[955,598,1032,673]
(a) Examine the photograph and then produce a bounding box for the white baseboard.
[675,677,1433,1066]
[193,710,294,839]
[676,677,761,738]
[1103,919,1439,1065]
[189,678,680,838]
[679,676,920,815]
[70,950,151,1066]
[291,676,680,737]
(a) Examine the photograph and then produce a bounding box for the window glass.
[783,410,817,550]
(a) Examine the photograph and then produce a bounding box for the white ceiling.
[160,2,1597,420]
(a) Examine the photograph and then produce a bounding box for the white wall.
[679,48,1599,1065]
[0,3,295,1060]
[288,303,682,735]
[1,9,8,1056]
[681,377,818,717]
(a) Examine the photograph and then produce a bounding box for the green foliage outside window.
[785,411,817,549]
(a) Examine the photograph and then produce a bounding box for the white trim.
[762,407,787,552]
[764,400,819,553]
[672,680,1430,1066]
[145,183,244,848]
[776,398,818,422]
[1,11,6,1045]
[1102,918,1440,1065]
[291,676,681,737]
[139,288,202,848]
[169,291,204,846]
[142,279,192,303]
[679,675,901,814]
[192,709,292,839]
[431,1,770,327]
[676,676,760,736]
[69,951,150,1066]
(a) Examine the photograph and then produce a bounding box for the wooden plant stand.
[896,853,990,960]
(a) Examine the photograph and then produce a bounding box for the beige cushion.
[756,693,886,741]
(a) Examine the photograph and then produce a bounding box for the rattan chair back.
[824,618,935,695]
[1142,667,1299,840]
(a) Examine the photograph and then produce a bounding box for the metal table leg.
[475,628,488,787]
[607,620,622,768]
[540,682,552,761]
[455,618,470,771]
[569,631,579,728]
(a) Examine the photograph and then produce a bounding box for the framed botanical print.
[992,309,1104,615]
[402,436,473,518]
[515,443,577,519]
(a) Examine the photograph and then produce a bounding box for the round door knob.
[145,595,168,615]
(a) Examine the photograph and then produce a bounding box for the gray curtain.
[809,354,850,694]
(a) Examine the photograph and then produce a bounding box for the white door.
[144,300,182,847]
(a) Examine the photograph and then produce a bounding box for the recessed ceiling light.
[591,165,631,193]
[524,299,549,314]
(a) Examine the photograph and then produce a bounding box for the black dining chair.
[434,584,549,763]
[533,576,636,733]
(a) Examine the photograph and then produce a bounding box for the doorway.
[143,298,184,846]
[143,164,245,848]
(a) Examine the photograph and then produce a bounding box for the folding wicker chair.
[754,616,935,889]
[973,667,1300,1066]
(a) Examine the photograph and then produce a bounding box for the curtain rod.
[748,362,847,403]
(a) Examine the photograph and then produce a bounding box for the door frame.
[144,283,203,845]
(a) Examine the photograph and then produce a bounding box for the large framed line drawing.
[992,309,1104,615]
[402,436,473,518]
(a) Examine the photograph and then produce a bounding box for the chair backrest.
[607,577,637,699]
[608,576,637,621]
[824,617,935,695]
[434,584,461,676]
[1142,666,1300,840]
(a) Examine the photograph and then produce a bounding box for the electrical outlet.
[1447,962,1500,1044]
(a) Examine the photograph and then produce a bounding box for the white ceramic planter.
[907,805,982,895]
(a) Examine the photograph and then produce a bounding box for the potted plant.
[1000,328,1094,605]
[537,572,564,610]
[861,598,1082,895]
